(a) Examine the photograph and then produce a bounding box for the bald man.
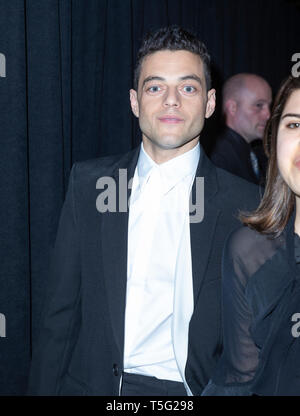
[210,73,272,184]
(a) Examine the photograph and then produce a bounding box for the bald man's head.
[222,73,272,142]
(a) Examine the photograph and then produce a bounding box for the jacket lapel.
[101,147,140,354]
[172,148,220,392]
[189,148,221,303]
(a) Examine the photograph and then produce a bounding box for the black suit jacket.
[210,127,260,184]
[27,145,260,396]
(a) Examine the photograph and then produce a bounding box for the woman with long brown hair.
[203,75,300,395]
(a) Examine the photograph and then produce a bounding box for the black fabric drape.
[0,0,300,395]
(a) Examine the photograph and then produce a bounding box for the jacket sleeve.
[27,163,81,395]
[202,227,260,396]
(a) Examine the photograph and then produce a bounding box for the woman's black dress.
[202,211,300,396]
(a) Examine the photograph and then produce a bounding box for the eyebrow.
[142,76,164,88]
[255,99,271,103]
[142,74,203,89]
[180,74,203,86]
[281,113,300,120]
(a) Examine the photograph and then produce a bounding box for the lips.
[158,114,184,124]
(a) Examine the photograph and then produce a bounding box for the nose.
[163,87,180,108]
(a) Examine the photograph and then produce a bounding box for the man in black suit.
[27,26,260,396]
[210,73,272,185]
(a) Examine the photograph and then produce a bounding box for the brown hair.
[240,75,300,237]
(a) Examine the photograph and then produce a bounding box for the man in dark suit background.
[210,73,272,185]
[27,26,260,396]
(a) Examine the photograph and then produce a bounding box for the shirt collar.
[137,142,200,195]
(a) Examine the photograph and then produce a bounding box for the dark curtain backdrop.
[0,0,300,395]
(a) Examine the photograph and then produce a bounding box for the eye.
[287,122,300,129]
[182,85,196,93]
[255,103,263,109]
[147,85,162,93]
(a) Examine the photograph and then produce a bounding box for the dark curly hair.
[133,25,212,92]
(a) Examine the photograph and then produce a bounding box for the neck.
[142,137,199,164]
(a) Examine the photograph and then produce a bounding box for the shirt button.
[112,363,119,376]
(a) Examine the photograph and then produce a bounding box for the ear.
[205,88,216,119]
[130,89,139,118]
[224,99,237,116]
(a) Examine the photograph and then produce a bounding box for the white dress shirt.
[123,142,200,385]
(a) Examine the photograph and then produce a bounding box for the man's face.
[130,50,216,160]
[232,78,272,142]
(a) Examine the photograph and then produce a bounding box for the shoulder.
[223,225,282,282]
[216,166,257,192]
[215,167,262,211]
[225,225,265,259]
[71,147,139,185]
[210,142,235,168]
[73,151,130,175]
[211,129,241,154]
